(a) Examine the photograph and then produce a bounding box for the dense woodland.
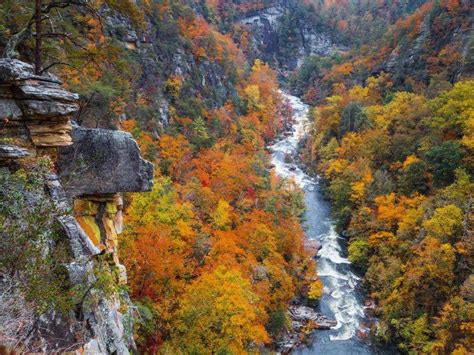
[296,1,473,353]
[0,0,473,354]
[1,0,319,352]
[119,59,320,352]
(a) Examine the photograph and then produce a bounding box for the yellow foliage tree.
[308,279,324,300]
[423,204,463,242]
[169,267,269,353]
[211,199,233,231]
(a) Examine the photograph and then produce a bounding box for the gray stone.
[0,99,22,120]
[46,174,100,257]
[238,4,345,70]
[289,305,337,330]
[0,59,36,82]
[16,84,79,103]
[0,58,61,84]
[87,294,133,355]
[35,310,83,352]
[0,59,78,147]
[19,100,79,119]
[0,144,30,159]
[58,126,153,198]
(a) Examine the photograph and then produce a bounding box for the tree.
[158,134,194,181]
[191,116,213,149]
[348,239,370,270]
[339,101,371,136]
[398,160,430,195]
[2,0,142,74]
[423,204,463,242]
[427,141,463,187]
[120,177,198,342]
[168,267,269,353]
[428,81,474,139]
[3,0,97,74]
[431,296,474,353]
[308,279,324,300]
[211,199,233,231]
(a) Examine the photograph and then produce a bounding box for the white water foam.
[269,92,367,344]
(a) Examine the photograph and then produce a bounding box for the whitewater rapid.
[269,93,373,354]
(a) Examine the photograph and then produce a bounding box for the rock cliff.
[238,1,343,70]
[88,1,342,133]
[0,59,153,353]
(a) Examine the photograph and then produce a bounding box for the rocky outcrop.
[380,5,472,86]
[0,144,29,159]
[58,126,154,198]
[0,59,78,148]
[278,305,337,353]
[239,2,343,70]
[0,59,153,354]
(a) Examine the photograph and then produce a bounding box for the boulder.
[305,239,322,257]
[15,83,79,102]
[288,305,337,330]
[58,126,154,198]
[19,100,78,119]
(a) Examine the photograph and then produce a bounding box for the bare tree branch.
[43,32,87,50]
[3,19,35,59]
[39,60,75,74]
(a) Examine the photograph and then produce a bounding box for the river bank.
[269,93,375,354]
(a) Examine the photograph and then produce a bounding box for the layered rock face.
[0,59,153,354]
[239,2,342,70]
[0,59,78,148]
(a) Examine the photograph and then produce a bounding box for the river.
[269,93,374,354]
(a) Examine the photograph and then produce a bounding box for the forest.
[0,0,472,354]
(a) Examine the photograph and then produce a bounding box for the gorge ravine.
[269,93,373,354]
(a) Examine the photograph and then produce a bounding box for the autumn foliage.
[305,77,474,353]
[120,30,316,351]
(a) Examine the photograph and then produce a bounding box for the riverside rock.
[289,305,337,330]
[278,305,337,353]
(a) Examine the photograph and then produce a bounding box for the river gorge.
[270,93,373,354]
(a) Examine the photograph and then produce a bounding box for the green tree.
[348,239,370,270]
[426,141,463,187]
[340,101,371,136]
[398,160,430,195]
[191,116,213,149]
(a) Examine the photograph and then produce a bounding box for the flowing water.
[269,93,373,354]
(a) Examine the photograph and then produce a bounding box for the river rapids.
[269,93,374,354]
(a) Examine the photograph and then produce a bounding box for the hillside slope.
[0,0,322,353]
[297,1,474,353]
[290,0,473,103]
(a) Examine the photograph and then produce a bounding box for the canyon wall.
[0,59,153,353]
